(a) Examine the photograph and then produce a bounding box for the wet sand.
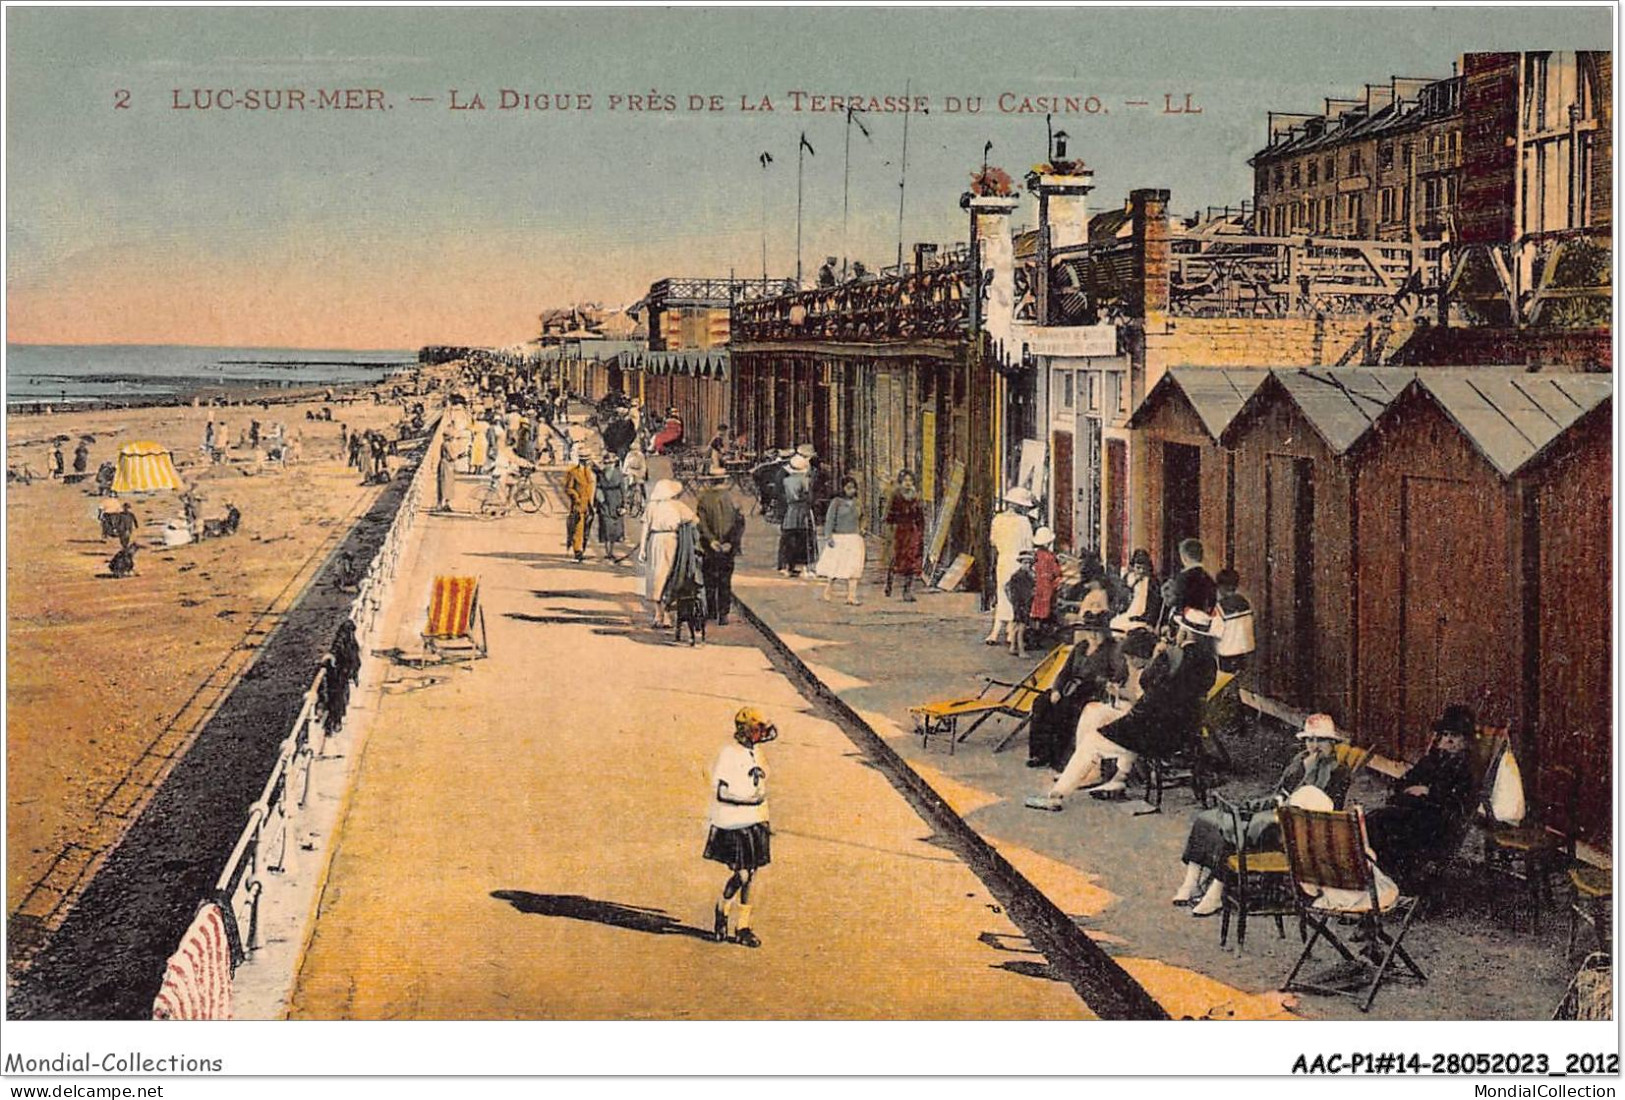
[5,387,422,934]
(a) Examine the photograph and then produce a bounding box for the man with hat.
[1363,704,1481,890]
[754,449,790,525]
[564,450,597,562]
[706,707,778,948]
[984,486,1037,646]
[1076,603,1221,797]
[1174,713,1356,916]
[1026,610,1128,771]
[695,472,745,625]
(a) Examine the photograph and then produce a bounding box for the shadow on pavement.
[490,891,713,941]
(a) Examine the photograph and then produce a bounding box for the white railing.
[194,412,447,989]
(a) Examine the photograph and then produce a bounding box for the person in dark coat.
[1363,704,1481,890]
[695,474,745,625]
[1086,604,1221,795]
[778,455,815,577]
[593,460,628,562]
[1027,612,1128,771]
[73,440,90,475]
[1161,538,1217,631]
[1005,551,1037,658]
[883,470,927,601]
[323,620,363,737]
[105,502,139,549]
[661,517,708,644]
[602,412,636,461]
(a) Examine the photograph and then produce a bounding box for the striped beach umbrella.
[112,441,184,494]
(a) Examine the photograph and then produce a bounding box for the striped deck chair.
[908,643,1074,756]
[423,575,488,660]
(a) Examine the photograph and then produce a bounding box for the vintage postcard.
[2,2,1618,1082]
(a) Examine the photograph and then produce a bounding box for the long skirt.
[994,554,1019,619]
[436,457,456,508]
[704,823,772,870]
[814,533,866,580]
[1182,805,1279,871]
[778,527,813,572]
[644,530,677,600]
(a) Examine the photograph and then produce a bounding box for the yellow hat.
[734,707,769,734]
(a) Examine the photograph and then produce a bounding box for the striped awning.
[112,441,184,493]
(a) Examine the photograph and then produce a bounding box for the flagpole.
[797,136,805,289]
[760,155,769,283]
[896,78,911,272]
[843,109,853,282]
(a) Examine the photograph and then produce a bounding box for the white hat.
[1295,713,1349,743]
[648,478,684,502]
[788,454,811,472]
[796,443,817,458]
[1286,785,1335,811]
[1003,486,1037,508]
[1033,526,1056,547]
[1173,606,1224,637]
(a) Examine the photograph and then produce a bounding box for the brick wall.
[1141,316,1416,389]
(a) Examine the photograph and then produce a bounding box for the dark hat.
[1433,704,1476,737]
[1128,548,1153,570]
[1215,567,1240,588]
[1076,611,1112,633]
[1120,628,1157,660]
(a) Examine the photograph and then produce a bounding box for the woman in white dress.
[984,487,1037,646]
[639,478,695,628]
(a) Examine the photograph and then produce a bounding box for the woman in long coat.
[778,455,815,578]
[640,479,696,628]
[883,470,926,601]
[985,487,1036,645]
[593,460,628,562]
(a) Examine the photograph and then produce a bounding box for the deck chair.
[1139,670,1237,813]
[422,575,488,661]
[908,644,1073,756]
[1218,742,1375,951]
[1279,804,1427,1013]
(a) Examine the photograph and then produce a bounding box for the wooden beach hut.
[1349,369,1612,842]
[1126,368,1269,582]
[1217,368,1411,726]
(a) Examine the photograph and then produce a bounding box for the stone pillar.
[1130,187,1172,320]
[965,194,1021,347]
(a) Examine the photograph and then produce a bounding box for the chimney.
[1129,188,1171,319]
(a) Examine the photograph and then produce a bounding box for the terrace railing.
[732,262,972,343]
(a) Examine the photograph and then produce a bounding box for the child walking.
[706,708,777,947]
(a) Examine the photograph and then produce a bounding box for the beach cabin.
[1349,370,1612,841]
[1127,368,1269,584]
[1217,368,1411,726]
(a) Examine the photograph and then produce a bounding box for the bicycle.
[625,478,647,519]
[476,464,544,518]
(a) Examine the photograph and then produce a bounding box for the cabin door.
[1265,455,1317,707]
[1160,442,1202,584]
[1052,430,1074,552]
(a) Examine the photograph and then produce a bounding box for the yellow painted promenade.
[286,471,1093,1019]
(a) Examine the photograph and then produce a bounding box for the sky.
[5,5,1613,349]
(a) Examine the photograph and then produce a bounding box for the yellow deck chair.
[422,575,488,660]
[908,643,1074,755]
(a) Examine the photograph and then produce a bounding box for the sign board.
[1023,325,1118,359]
[925,458,966,571]
[934,553,975,592]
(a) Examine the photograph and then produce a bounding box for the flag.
[799,133,815,156]
[759,151,773,168]
[847,105,872,140]
[984,140,994,157]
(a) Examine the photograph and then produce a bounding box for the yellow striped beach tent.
[422,575,488,660]
[112,441,184,494]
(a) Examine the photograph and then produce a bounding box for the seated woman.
[1026,612,1126,771]
[1363,704,1480,891]
[1025,628,1156,809]
[1109,548,1163,635]
[652,408,685,455]
[1175,713,1354,916]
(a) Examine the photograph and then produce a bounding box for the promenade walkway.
[284,467,1095,1020]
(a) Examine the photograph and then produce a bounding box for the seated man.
[1363,704,1480,891]
[1026,611,1126,771]
[1174,713,1355,916]
[1025,628,1156,810]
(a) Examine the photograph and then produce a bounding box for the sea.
[5,344,419,408]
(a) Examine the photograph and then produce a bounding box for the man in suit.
[695,474,745,625]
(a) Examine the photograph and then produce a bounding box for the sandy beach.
[5,382,431,942]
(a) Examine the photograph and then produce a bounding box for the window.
[1401,141,1413,169]
[1308,161,1319,186]
[1325,156,1336,182]
[1290,164,1301,188]
[1086,373,1099,411]
[1061,372,1075,410]
[1349,148,1364,174]
[1379,187,1395,222]
[1379,143,1394,170]
[1273,168,1285,191]
[1115,373,1127,413]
